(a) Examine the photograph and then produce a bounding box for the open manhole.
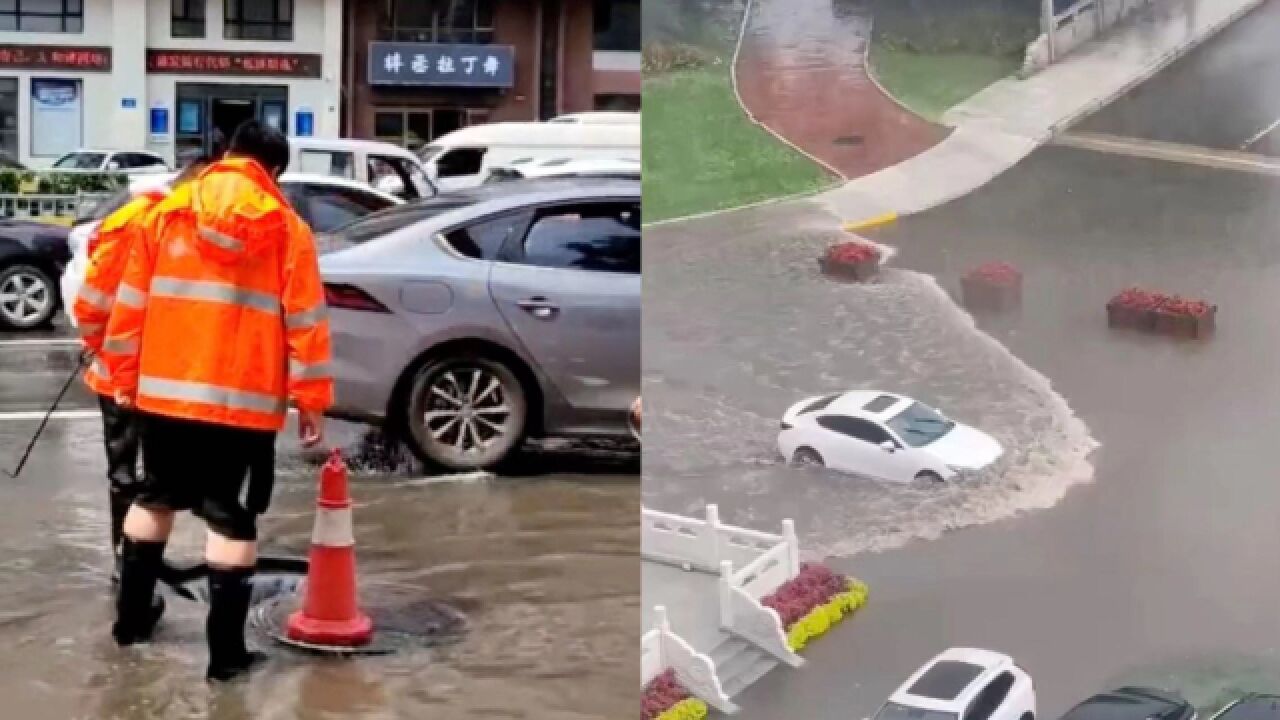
[169,555,468,656]
[833,135,864,146]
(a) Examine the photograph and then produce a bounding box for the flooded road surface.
[734,0,946,178]
[648,2,1280,716]
[0,331,638,720]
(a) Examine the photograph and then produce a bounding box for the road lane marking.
[1054,132,1280,176]
[1241,115,1280,150]
[0,338,80,348]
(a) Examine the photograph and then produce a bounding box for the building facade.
[344,0,640,150]
[0,0,342,168]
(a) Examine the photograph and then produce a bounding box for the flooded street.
[647,0,1280,716]
[734,0,945,177]
[0,333,638,719]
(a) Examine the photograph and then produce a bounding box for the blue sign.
[367,42,515,88]
[295,109,314,137]
[149,106,169,135]
[121,97,137,109]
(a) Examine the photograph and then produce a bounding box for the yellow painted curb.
[842,212,898,233]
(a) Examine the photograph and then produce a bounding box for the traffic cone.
[286,449,373,647]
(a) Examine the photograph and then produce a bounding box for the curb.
[643,182,837,229]
[842,212,898,233]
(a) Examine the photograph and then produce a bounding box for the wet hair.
[228,120,290,176]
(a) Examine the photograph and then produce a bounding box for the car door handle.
[517,297,559,319]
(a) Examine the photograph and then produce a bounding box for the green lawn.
[643,66,834,223]
[867,45,1020,121]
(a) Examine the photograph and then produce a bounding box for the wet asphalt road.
[0,322,638,719]
[647,1,1280,717]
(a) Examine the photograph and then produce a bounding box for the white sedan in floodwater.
[777,390,1003,483]
[872,648,1036,720]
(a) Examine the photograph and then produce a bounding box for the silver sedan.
[319,178,640,470]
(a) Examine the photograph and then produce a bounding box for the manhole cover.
[251,594,468,656]
[833,135,864,146]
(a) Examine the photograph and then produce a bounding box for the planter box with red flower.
[961,262,1022,312]
[761,563,869,652]
[1107,288,1215,338]
[642,669,709,720]
[820,241,881,282]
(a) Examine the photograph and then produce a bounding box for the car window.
[298,149,356,179]
[368,155,425,200]
[302,185,399,234]
[54,152,106,170]
[963,672,1015,720]
[436,147,487,178]
[875,703,958,720]
[442,212,531,261]
[519,202,641,274]
[817,415,891,445]
[336,199,473,246]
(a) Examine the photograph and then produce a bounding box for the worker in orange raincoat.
[72,157,211,582]
[101,121,332,681]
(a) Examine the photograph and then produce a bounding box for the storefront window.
[595,93,640,112]
[171,0,205,38]
[0,79,16,161]
[224,0,292,41]
[30,78,82,158]
[0,0,84,33]
[380,0,495,44]
[374,109,473,150]
[594,0,640,52]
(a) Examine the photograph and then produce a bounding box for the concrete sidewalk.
[819,0,1266,223]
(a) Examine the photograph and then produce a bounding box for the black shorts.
[135,412,277,542]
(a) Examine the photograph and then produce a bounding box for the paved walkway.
[817,0,1267,222]
[733,0,946,179]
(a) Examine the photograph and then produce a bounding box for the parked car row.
[877,649,1275,720]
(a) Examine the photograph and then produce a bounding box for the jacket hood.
[189,157,289,264]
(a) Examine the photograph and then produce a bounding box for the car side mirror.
[879,441,896,453]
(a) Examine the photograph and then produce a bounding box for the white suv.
[874,649,1036,720]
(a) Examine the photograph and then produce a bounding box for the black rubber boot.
[206,566,267,682]
[112,538,166,646]
[108,493,132,585]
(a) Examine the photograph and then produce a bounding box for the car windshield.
[886,402,956,448]
[874,702,958,720]
[418,145,444,162]
[54,152,106,170]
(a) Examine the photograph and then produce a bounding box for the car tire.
[1021,713,1034,720]
[915,470,944,484]
[404,353,528,471]
[0,263,57,331]
[792,447,824,467]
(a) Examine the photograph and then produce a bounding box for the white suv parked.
[874,649,1036,720]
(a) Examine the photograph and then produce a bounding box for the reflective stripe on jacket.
[73,190,166,397]
[101,157,334,431]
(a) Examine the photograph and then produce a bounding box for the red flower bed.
[1159,295,1213,317]
[1111,287,1167,311]
[966,261,1022,286]
[824,241,881,264]
[761,563,848,628]
[643,669,690,720]
[1108,287,1216,338]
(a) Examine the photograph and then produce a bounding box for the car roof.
[825,391,911,419]
[125,171,399,195]
[63,148,161,157]
[549,111,640,124]
[1060,687,1191,720]
[891,648,1014,712]
[289,136,420,160]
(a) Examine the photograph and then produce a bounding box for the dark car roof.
[1060,687,1193,720]
[1217,695,1280,720]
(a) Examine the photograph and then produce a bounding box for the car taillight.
[324,283,391,313]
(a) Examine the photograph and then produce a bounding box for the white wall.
[0,0,342,168]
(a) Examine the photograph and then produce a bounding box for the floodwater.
[733,0,946,177]
[0,338,638,720]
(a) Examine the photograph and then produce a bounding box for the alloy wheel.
[0,270,52,327]
[422,367,514,460]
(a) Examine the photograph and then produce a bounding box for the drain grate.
[833,135,864,146]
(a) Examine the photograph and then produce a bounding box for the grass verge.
[868,44,1020,121]
[643,65,834,223]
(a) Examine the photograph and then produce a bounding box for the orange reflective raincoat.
[101,157,333,431]
[73,189,167,397]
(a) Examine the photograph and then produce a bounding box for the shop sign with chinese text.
[368,43,515,88]
[147,49,322,78]
[0,45,111,72]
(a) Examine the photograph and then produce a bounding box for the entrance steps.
[708,633,781,699]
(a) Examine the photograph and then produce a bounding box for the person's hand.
[114,390,133,409]
[298,408,324,448]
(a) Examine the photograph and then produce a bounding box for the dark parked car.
[1210,695,1280,720]
[0,219,70,330]
[1060,687,1196,720]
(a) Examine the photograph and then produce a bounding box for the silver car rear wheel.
[0,264,55,330]
[406,355,528,471]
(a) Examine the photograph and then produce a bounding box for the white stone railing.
[643,605,739,715]
[641,504,788,574]
[720,559,804,668]
[1023,0,1154,73]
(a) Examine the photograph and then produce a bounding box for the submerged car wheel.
[916,470,944,484]
[0,264,56,330]
[792,447,824,467]
[405,354,528,471]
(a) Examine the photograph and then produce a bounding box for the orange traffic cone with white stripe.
[286,449,373,647]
